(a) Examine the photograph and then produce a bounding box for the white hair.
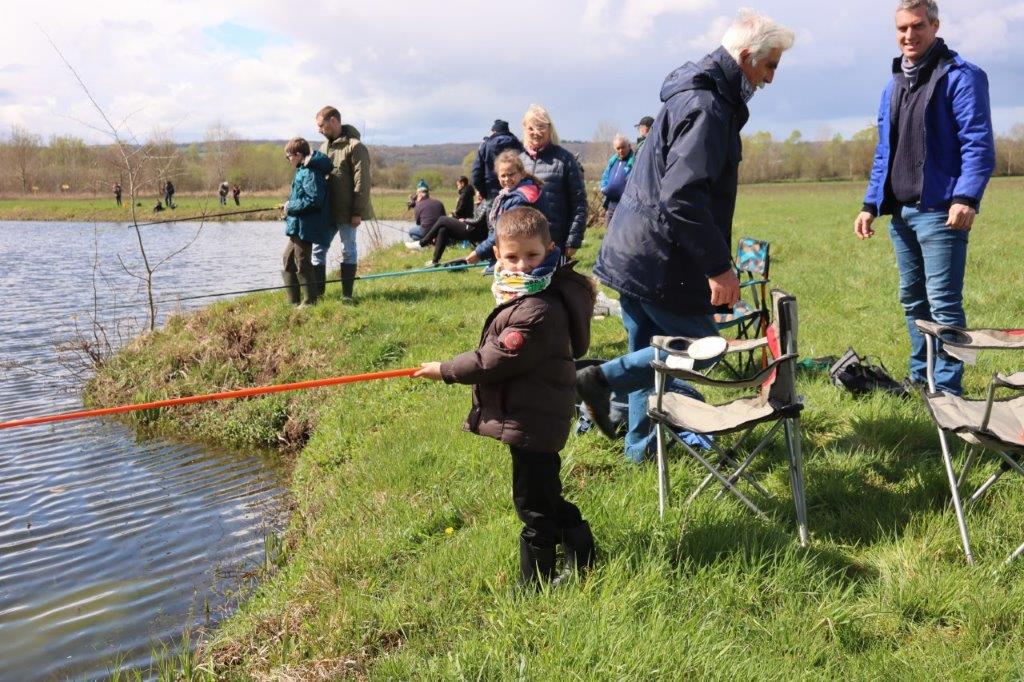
[721,8,795,66]
[522,103,560,146]
[612,134,630,148]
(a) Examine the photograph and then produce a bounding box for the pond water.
[0,218,413,680]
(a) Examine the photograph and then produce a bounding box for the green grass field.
[87,177,1024,679]
[0,189,457,223]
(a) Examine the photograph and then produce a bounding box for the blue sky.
[3,1,1023,146]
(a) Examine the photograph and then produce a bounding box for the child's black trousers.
[510,447,584,548]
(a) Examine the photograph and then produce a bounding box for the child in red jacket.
[415,206,596,587]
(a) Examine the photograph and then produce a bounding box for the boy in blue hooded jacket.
[283,137,334,307]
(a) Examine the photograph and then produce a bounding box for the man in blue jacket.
[854,0,995,396]
[471,120,525,201]
[581,10,795,462]
[599,135,634,225]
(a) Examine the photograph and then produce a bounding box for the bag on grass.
[828,347,907,397]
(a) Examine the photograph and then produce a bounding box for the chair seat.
[714,300,756,327]
[924,393,1024,454]
[648,391,782,435]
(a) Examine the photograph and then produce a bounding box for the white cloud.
[0,0,1021,146]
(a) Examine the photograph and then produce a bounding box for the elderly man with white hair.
[599,134,634,225]
[584,9,795,462]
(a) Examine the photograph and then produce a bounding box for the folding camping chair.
[647,289,809,546]
[714,237,771,378]
[916,321,1024,565]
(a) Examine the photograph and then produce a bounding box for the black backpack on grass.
[828,348,908,397]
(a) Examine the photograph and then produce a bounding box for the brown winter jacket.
[319,124,374,224]
[440,262,595,453]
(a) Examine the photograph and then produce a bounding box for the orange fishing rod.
[0,368,418,431]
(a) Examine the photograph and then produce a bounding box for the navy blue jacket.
[593,47,748,316]
[521,145,588,251]
[285,151,334,246]
[863,42,995,216]
[471,131,525,200]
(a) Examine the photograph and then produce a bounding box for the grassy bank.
[0,189,457,224]
[87,177,1024,678]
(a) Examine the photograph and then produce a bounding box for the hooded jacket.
[284,150,334,245]
[471,128,525,199]
[521,145,589,251]
[471,179,542,260]
[863,41,995,216]
[441,259,595,453]
[593,47,749,316]
[320,124,374,223]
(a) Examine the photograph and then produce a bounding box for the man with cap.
[471,119,525,201]
[634,116,654,154]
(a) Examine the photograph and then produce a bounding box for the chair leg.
[1006,541,1024,565]
[656,422,670,520]
[957,446,978,490]
[968,464,1008,504]
[784,418,810,548]
[938,429,975,565]
[676,436,767,519]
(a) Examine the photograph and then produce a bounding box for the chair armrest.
[650,335,698,356]
[994,372,1024,390]
[651,353,797,389]
[725,337,769,354]
[739,279,769,289]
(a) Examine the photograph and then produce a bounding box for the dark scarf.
[901,38,943,88]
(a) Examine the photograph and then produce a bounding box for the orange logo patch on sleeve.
[502,330,524,351]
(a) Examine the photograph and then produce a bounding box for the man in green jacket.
[315,105,374,300]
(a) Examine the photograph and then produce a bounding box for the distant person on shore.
[406,188,446,251]
[414,192,489,267]
[163,180,175,209]
[459,150,542,273]
[232,184,241,206]
[519,104,588,258]
[281,137,334,308]
[406,178,429,213]
[453,176,474,219]
[471,119,524,201]
[414,206,597,588]
[113,182,122,207]
[316,105,373,301]
[634,115,654,154]
[599,135,635,225]
[152,200,164,213]
[218,181,229,206]
[853,0,995,395]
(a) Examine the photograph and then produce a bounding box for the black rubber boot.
[576,366,617,439]
[341,263,357,300]
[519,537,556,588]
[281,270,301,306]
[296,267,318,307]
[552,522,596,588]
[314,263,327,297]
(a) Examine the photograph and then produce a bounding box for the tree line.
[2,122,1022,196]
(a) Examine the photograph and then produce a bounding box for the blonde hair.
[495,206,551,245]
[522,103,560,146]
[494,149,543,188]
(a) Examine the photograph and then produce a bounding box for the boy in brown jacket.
[415,206,596,587]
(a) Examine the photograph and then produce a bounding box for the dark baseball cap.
[635,116,654,128]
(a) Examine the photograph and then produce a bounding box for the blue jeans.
[889,205,969,394]
[599,295,718,462]
[408,225,424,241]
[312,222,359,266]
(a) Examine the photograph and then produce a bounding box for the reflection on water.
[0,219,410,680]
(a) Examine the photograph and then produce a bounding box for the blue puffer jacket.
[864,43,995,215]
[472,179,542,260]
[593,47,748,316]
[471,131,525,200]
[285,151,334,245]
[520,145,588,251]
